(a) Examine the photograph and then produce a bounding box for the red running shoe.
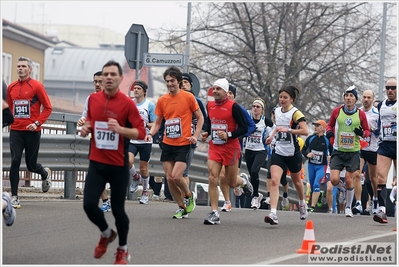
[114,248,131,264]
[94,229,117,258]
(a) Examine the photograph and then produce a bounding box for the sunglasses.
[385,86,397,91]
[252,105,262,108]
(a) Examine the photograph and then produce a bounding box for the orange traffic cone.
[296,220,320,254]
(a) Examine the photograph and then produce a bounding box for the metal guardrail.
[2,112,301,206]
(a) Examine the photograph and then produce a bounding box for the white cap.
[213,78,229,93]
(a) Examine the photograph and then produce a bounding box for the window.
[31,61,41,81]
[2,53,12,85]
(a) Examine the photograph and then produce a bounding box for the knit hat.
[213,78,229,93]
[228,85,237,98]
[344,85,358,101]
[182,73,193,87]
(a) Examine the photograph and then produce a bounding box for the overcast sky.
[1,1,190,37]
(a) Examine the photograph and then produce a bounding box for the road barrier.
[2,112,301,207]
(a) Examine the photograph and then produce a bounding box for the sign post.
[125,24,149,79]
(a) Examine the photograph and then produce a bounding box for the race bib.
[339,132,355,149]
[94,121,119,150]
[276,131,291,143]
[309,149,323,164]
[211,124,227,145]
[382,122,397,141]
[13,100,30,118]
[246,134,262,149]
[165,118,182,138]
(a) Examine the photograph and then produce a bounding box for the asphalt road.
[2,196,397,266]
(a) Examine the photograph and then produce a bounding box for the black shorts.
[377,141,397,160]
[160,143,190,163]
[128,143,152,162]
[360,150,377,165]
[270,151,302,174]
[330,150,360,173]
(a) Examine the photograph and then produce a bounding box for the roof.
[44,46,127,81]
[2,19,57,50]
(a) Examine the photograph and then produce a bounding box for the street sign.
[188,73,200,97]
[125,24,149,70]
[143,53,184,67]
[207,87,214,102]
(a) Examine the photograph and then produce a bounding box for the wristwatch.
[227,132,232,138]
[34,121,41,127]
[288,128,292,133]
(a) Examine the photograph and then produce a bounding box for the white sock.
[129,165,136,176]
[101,227,112,238]
[271,208,277,214]
[142,176,149,191]
[118,245,127,251]
[299,199,306,205]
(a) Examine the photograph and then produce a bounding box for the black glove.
[354,127,363,137]
[325,130,334,139]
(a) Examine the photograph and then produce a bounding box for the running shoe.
[234,186,243,196]
[129,173,141,193]
[281,196,289,209]
[184,191,195,213]
[264,196,271,205]
[373,210,388,224]
[139,191,149,205]
[240,173,253,197]
[42,167,52,193]
[2,192,16,226]
[352,202,363,215]
[345,207,354,218]
[308,206,315,213]
[204,211,220,225]
[172,208,188,219]
[152,194,160,201]
[327,209,333,214]
[11,195,20,209]
[251,193,263,210]
[114,248,131,264]
[100,200,111,212]
[264,212,278,225]
[94,229,117,258]
[299,203,308,220]
[363,201,373,215]
[221,202,232,212]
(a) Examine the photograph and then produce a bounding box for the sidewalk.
[2,186,84,200]
[1,186,160,201]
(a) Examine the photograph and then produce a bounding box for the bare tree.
[154,2,397,121]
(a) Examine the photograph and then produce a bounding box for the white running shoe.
[139,191,149,205]
[298,203,308,220]
[129,173,141,193]
[42,167,52,192]
[345,207,354,217]
[281,197,289,209]
[264,212,278,225]
[221,202,232,212]
[2,192,16,226]
[251,193,263,210]
[264,196,271,205]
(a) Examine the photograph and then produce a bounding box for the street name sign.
[143,53,184,67]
